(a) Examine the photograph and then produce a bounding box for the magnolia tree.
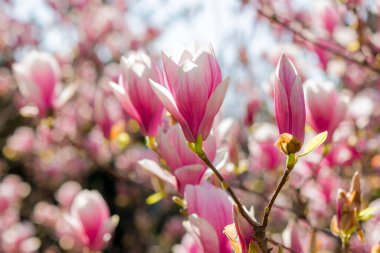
[1,0,380,252]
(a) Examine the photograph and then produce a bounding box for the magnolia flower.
[274,54,306,146]
[184,183,233,253]
[150,42,229,142]
[110,51,164,136]
[57,190,119,252]
[138,124,217,194]
[305,80,348,142]
[12,51,61,117]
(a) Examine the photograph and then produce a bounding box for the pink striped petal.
[184,215,220,253]
[174,164,205,194]
[150,79,194,141]
[138,159,177,188]
[198,78,229,140]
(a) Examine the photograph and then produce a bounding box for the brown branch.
[261,164,293,228]
[195,148,271,252]
[238,182,295,213]
[267,238,301,253]
[196,149,261,228]
[254,6,380,74]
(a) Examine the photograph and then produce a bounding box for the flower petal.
[150,79,194,141]
[184,215,220,253]
[198,78,229,140]
[174,164,205,194]
[137,159,177,188]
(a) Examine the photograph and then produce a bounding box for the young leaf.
[358,207,376,221]
[297,131,328,158]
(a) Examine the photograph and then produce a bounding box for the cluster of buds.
[330,172,365,244]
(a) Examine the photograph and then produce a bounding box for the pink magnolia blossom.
[110,51,164,137]
[138,124,217,194]
[150,42,229,142]
[274,53,306,144]
[305,80,348,142]
[57,190,119,252]
[184,183,233,253]
[12,51,61,117]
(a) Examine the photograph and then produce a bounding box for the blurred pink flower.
[250,139,283,172]
[244,97,261,127]
[282,221,305,253]
[150,42,229,142]
[325,141,359,167]
[184,183,233,253]
[139,124,217,194]
[305,80,348,142]
[55,181,82,209]
[274,53,306,144]
[58,190,119,251]
[320,6,340,35]
[32,202,61,229]
[1,222,40,253]
[110,51,164,137]
[5,127,34,155]
[13,51,61,117]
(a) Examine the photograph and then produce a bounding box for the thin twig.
[238,182,295,213]
[255,6,380,74]
[262,165,293,228]
[196,149,261,228]
[267,238,301,253]
[195,148,271,252]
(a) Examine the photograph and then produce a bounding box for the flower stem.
[342,238,350,253]
[195,148,261,227]
[261,162,294,228]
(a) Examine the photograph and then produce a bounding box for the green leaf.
[146,191,165,205]
[358,207,376,221]
[278,245,283,253]
[297,131,328,158]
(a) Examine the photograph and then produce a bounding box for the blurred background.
[2,0,380,252]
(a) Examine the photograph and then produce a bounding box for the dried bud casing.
[275,133,302,155]
[372,244,380,253]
